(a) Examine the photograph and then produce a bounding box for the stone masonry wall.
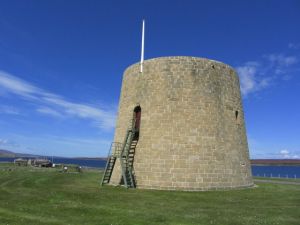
[109,56,253,191]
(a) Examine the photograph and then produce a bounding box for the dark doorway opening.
[133,106,141,140]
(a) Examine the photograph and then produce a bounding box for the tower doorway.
[133,106,141,140]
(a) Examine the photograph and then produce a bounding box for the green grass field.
[254,176,300,183]
[0,163,299,225]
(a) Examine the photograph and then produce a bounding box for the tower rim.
[124,56,236,74]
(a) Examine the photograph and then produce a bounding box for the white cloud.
[280,149,289,155]
[279,149,300,159]
[236,64,256,95]
[288,43,300,50]
[0,105,20,115]
[0,70,116,130]
[0,138,19,148]
[36,107,64,118]
[236,52,299,96]
[251,148,300,159]
[42,96,116,130]
[0,139,8,145]
[47,135,111,147]
[2,134,111,157]
[236,62,271,96]
[0,71,41,99]
[265,54,298,67]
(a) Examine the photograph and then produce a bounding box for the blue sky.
[0,0,299,158]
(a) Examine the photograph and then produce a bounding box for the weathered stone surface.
[109,56,253,191]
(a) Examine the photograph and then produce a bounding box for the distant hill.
[0,149,105,159]
[0,149,16,157]
[0,149,43,158]
[251,159,300,165]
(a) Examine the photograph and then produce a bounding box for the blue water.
[51,158,106,168]
[1,157,299,178]
[251,165,300,178]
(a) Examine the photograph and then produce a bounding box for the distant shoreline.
[0,152,106,161]
[1,153,300,166]
[72,157,106,160]
[251,159,300,166]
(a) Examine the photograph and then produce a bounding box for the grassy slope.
[0,163,299,225]
[254,176,300,183]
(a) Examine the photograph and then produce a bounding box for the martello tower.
[101,56,253,191]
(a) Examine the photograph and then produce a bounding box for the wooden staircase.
[101,119,138,188]
[120,128,137,188]
[101,142,122,185]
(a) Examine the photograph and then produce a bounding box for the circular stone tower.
[109,56,253,191]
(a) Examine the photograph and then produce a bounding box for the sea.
[1,157,299,178]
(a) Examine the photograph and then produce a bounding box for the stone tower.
[104,56,253,191]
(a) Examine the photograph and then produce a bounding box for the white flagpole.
[140,19,145,73]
